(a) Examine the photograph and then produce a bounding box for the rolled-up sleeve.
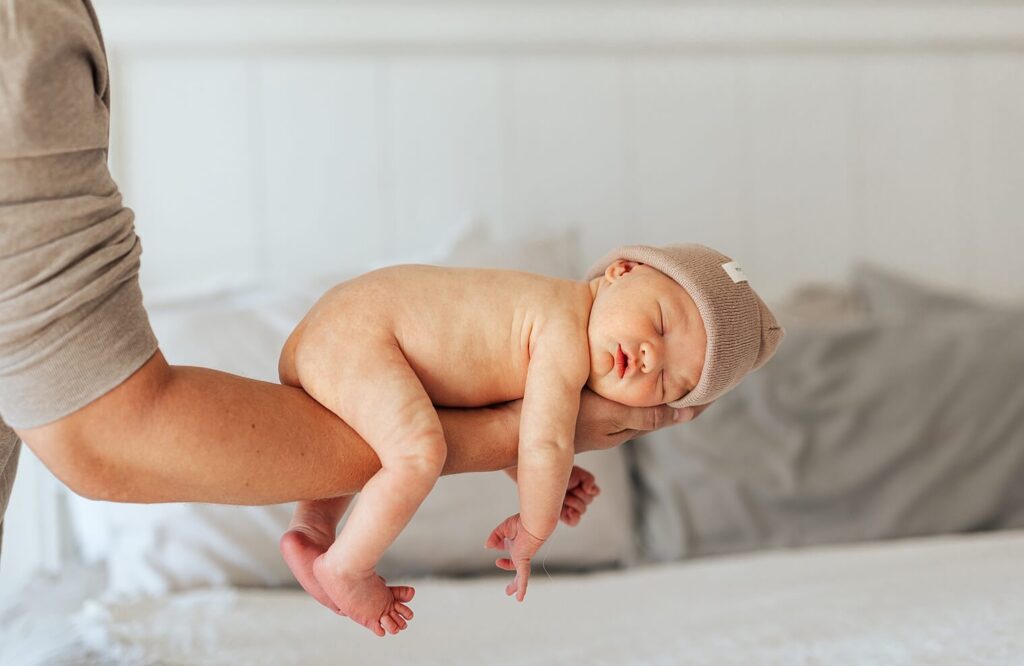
[0,0,158,428]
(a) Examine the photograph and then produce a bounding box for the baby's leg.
[294,336,445,636]
[281,495,353,611]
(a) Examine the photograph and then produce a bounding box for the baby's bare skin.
[282,266,592,408]
[279,261,707,636]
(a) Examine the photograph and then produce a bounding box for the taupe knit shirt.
[0,0,158,557]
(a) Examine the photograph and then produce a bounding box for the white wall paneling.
[506,58,630,263]
[856,55,971,296]
[259,58,383,282]
[964,54,1024,301]
[93,3,1024,303]
[744,56,858,302]
[122,57,260,295]
[388,58,505,254]
[629,57,747,263]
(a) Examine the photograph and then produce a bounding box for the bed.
[4,530,1024,665]
[2,231,1023,665]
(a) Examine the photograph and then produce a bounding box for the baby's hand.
[561,465,600,526]
[485,513,546,602]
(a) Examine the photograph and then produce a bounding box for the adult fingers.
[570,486,596,506]
[576,466,596,488]
[617,404,671,435]
[563,494,587,514]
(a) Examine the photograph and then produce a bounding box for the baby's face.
[586,260,707,407]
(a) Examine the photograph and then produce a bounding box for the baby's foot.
[281,500,347,611]
[312,560,416,637]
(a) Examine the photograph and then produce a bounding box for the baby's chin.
[586,379,661,408]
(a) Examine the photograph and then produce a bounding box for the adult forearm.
[21,351,519,504]
[21,350,694,505]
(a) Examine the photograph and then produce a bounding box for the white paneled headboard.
[4,1,1024,597]
[90,0,1024,305]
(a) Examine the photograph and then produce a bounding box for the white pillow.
[67,225,637,597]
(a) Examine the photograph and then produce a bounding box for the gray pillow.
[630,278,1024,562]
[850,262,994,316]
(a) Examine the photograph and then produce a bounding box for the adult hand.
[573,388,714,453]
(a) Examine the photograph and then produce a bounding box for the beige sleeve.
[0,0,158,429]
[0,419,20,557]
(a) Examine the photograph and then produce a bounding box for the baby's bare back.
[281,265,591,408]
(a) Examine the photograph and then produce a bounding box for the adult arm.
[17,350,699,504]
[4,1,703,506]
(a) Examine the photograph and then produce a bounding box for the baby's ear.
[604,259,640,282]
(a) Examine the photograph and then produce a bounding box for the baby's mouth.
[616,344,627,378]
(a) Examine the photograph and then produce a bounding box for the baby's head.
[584,244,785,409]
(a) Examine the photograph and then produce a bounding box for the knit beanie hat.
[585,243,785,408]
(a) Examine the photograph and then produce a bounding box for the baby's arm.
[503,465,601,526]
[488,326,589,600]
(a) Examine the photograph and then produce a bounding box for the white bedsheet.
[5,531,1024,665]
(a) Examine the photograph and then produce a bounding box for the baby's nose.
[639,342,659,373]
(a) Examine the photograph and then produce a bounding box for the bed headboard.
[94,0,1024,306]
[4,0,1024,596]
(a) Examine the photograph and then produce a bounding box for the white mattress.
[4,531,1024,665]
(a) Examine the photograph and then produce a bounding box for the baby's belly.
[409,356,526,409]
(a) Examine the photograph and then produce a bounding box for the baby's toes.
[381,613,399,635]
[366,619,386,637]
[394,602,414,621]
[390,585,415,602]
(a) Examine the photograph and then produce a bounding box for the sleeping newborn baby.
[277,243,784,636]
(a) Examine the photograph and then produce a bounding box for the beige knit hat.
[586,243,785,408]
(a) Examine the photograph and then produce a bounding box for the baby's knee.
[386,436,447,479]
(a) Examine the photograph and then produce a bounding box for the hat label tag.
[721,261,748,284]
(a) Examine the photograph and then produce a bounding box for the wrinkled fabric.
[0,0,159,559]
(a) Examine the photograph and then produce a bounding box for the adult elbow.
[18,421,124,502]
[15,351,171,503]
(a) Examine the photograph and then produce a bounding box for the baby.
[277,243,784,636]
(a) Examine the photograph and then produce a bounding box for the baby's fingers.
[514,562,531,602]
[485,515,517,550]
[495,557,516,571]
[485,528,504,550]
